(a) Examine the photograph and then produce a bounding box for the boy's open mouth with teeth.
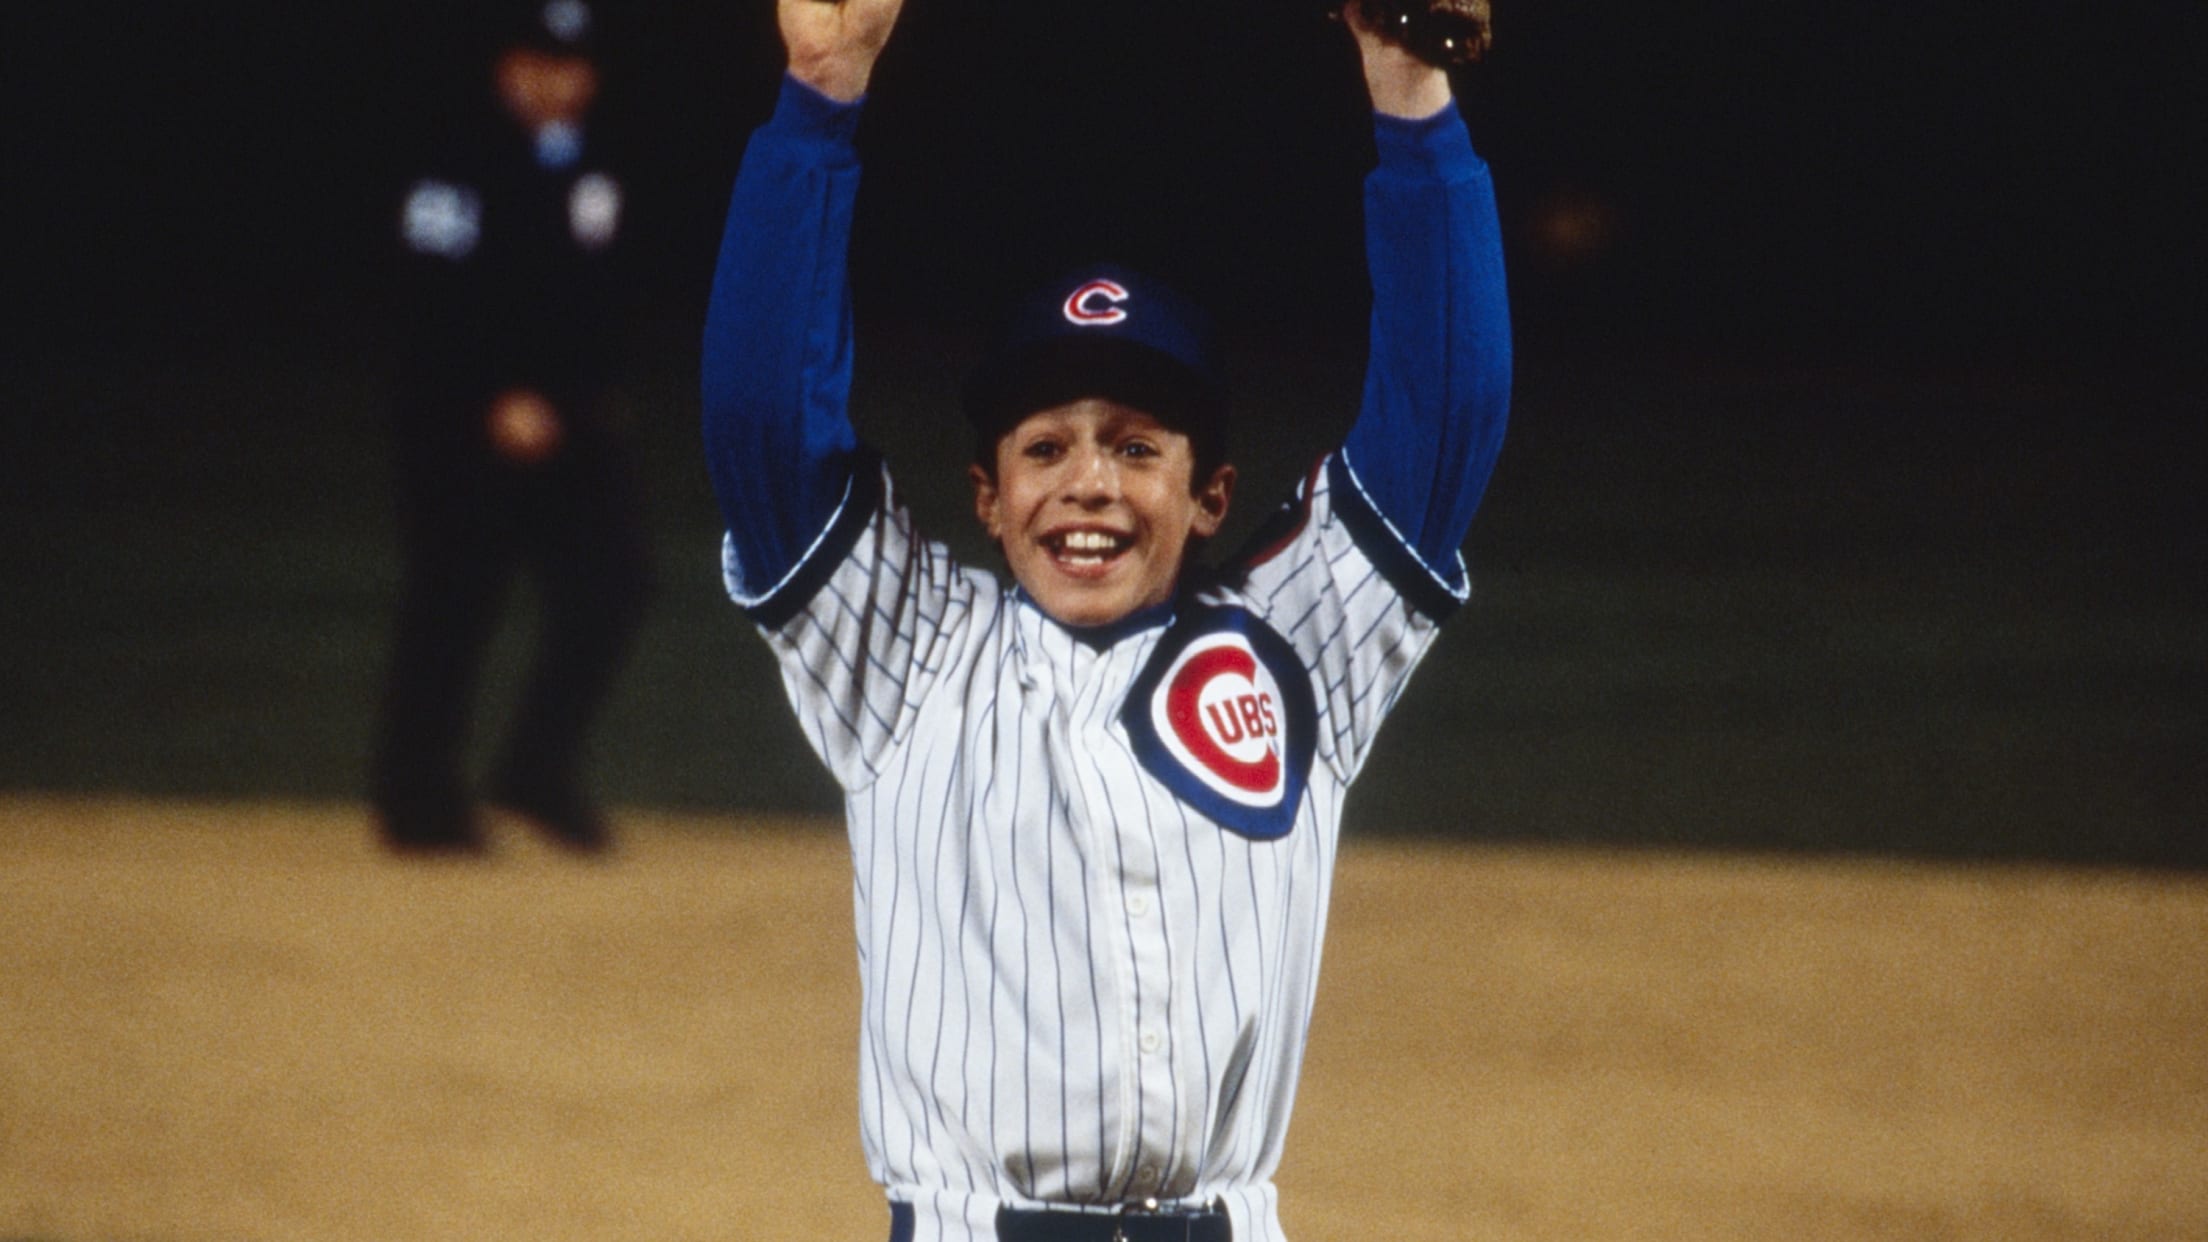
[1045,527,1133,570]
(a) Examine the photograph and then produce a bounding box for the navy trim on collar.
[1014,587,1176,650]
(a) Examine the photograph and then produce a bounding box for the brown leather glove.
[1341,0,1492,66]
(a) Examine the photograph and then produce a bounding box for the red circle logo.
[1156,637,1284,801]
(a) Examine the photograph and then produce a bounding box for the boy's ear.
[1191,463,1236,539]
[969,463,1002,540]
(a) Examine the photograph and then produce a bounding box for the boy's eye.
[1119,440,1158,459]
[1022,439,1063,460]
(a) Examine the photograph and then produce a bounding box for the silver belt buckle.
[1113,1199,1175,1242]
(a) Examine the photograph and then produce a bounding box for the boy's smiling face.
[972,397,1235,629]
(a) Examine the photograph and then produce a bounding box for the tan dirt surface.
[3,795,2204,1242]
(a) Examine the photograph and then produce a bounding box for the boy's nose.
[1064,446,1120,502]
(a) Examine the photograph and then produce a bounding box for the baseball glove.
[1337,0,1492,67]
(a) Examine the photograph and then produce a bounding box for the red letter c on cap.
[1063,279,1130,326]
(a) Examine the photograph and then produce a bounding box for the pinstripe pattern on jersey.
[1228,452,1455,787]
[730,444,1445,1242]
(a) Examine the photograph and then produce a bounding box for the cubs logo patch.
[1158,636,1284,801]
[1062,278,1130,326]
[1123,609,1315,841]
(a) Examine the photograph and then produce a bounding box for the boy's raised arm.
[701,0,905,596]
[1337,7,1512,581]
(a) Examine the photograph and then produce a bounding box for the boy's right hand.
[779,0,907,103]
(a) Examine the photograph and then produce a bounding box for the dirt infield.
[3,796,2204,1242]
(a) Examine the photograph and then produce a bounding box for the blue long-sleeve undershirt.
[701,77,867,595]
[702,76,1510,602]
[1344,105,1512,577]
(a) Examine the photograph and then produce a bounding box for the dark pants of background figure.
[370,395,651,854]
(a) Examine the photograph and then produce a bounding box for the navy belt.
[889,1200,1231,1242]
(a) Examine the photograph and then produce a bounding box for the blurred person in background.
[370,0,650,856]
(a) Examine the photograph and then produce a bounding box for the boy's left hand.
[1342,0,1461,119]
[779,0,907,102]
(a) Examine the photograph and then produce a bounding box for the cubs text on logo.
[1062,279,1130,326]
[1160,636,1283,800]
[1123,609,1315,840]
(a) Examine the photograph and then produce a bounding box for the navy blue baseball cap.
[963,265,1229,449]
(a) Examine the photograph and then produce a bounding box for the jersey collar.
[1010,586,1176,651]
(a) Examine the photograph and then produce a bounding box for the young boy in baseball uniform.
[702,2,1510,1238]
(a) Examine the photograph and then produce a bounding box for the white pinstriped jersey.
[723,450,1463,1242]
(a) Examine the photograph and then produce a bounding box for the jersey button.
[1139,1029,1162,1054]
[1132,1165,1160,1190]
[1127,893,1152,917]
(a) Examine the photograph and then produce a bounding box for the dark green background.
[5,311,2200,868]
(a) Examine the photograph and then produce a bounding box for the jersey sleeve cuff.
[1327,451,1469,620]
[1372,104,1482,181]
[726,449,885,629]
